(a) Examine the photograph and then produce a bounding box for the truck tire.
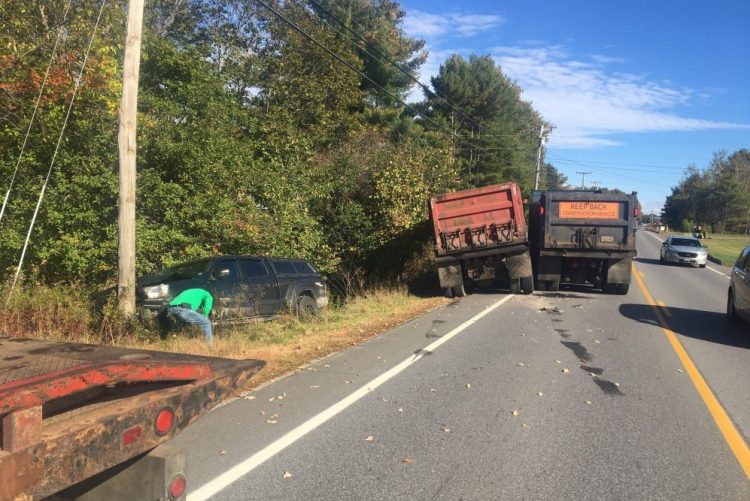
[296,295,319,318]
[728,290,740,322]
[444,287,454,298]
[615,283,630,295]
[451,281,466,298]
[509,278,520,294]
[520,275,534,294]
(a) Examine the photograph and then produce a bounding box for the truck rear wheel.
[297,295,319,318]
[615,283,630,295]
[451,281,466,298]
[509,278,520,294]
[520,276,534,294]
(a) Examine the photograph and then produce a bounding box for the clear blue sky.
[399,0,750,214]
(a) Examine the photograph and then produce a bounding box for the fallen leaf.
[677,369,684,373]
[282,393,287,397]
[244,395,256,400]
[431,388,437,393]
[465,383,471,389]
[585,400,592,405]
[537,391,544,396]
[271,413,279,419]
[345,380,352,384]
[441,427,450,432]
[219,450,227,455]
[555,359,562,364]
[517,362,525,366]
[358,328,364,333]
[614,382,620,387]
[397,408,403,412]
[594,339,600,344]
[324,364,331,368]
[269,397,275,402]
[382,398,389,402]
[512,410,519,416]
[588,373,596,377]
[266,420,277,424]
[562,368,570,373]
[277,396,284,400]
[259,411,266,415]
[402,457,414,464]
[364,435,375,442]
[521,423,529,429]
[310,385,320,389]
[282,471,292,479]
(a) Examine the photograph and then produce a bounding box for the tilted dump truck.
[528,190,638,294]
[0,337,264,500]
[429,183,534,297]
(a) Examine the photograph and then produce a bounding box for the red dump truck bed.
[0,336,264,500]
[429,182,527,258]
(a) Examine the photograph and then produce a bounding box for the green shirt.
[169,288,213,317]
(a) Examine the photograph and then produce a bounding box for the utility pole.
[117,0,144,315]
[576,171,591,189]
[533,123,546,190]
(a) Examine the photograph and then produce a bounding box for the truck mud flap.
[606,257,632,285]
[436,263,462,288]
[505,252,532,280]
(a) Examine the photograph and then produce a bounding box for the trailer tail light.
[122,425,143,446]
[155,408,175,435]
[634,206,639,217]
[538,206,544,216]
[168,474,186,500]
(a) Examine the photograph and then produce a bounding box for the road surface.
[172,230,750,500]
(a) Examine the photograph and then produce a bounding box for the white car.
[659,236,708,268]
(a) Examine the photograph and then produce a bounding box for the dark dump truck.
[0,337,264,500]
[429,183,534,297]
[528,190,638,294]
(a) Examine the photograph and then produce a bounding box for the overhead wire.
[7,0,108,304]
[306,0,487,133]
[255,0,500,159]
[0,0,74,227]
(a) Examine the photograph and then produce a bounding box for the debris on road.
[402,457,414,464]
[364,435,375,442]
[512,410,519,416]
[282,471,293,479]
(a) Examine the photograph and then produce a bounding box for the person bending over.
[166,288,214,344]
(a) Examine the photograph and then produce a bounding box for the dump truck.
[0,337,264,500]
[429,183,533,297]
[528,190,638,294]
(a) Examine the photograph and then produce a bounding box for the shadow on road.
[634,257,663,266]
[619,303,750,349]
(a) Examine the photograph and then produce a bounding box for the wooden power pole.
[117,0,144,315]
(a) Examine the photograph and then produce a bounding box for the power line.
[307,0,487,133]
[548,153,692,171]
[7,0,107,304]
[255,0,498,159]
[1,0,74,228]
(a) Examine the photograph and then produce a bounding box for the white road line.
[639,230,729,277]
[188,294,515,501]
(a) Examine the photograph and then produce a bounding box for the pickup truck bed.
[0,336,264,500]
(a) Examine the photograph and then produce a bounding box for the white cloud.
[403,10,505,39]
[488,46,747,149]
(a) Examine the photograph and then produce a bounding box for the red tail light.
[155,408,175,435]
[539,206,544,216]
[168,474,186,500]
[634,207,639,217]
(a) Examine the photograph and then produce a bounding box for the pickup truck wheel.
[509,278,520,294]
[520,275,534,294]
[615,283,630,295]
[444,287,454,298]
[296,295,319,318]
[699,264,706,268]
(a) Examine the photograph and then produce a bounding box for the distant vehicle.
[428,182,533,297]
[137,256,328,321]
[528,190,638,294]
[727,244,750,323]
[659,236,707,268]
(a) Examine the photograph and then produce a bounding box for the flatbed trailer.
[0,337,264,500]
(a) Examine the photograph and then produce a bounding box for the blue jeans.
[168,306,213,344]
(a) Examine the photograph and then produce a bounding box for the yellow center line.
[656,300,672,318]
[632,263,750,478]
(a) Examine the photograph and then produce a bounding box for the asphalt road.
[173,230,750,500]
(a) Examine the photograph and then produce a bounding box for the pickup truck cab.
[137,256,328,321]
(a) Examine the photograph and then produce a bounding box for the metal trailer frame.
[0,337,264,500]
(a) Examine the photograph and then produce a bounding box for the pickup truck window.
[212,260,239,279]
[239,259,269,278]
[272,260,296,274]
[293,261,316,274]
